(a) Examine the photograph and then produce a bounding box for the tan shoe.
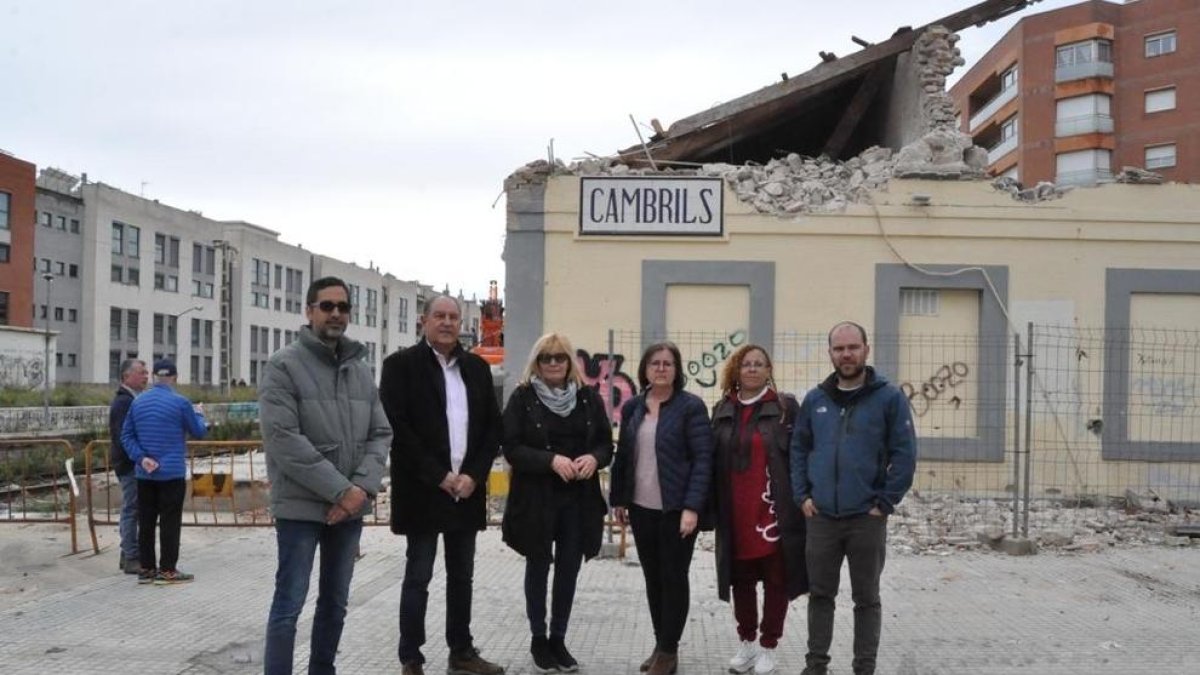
[448,648,504,675]
[647,651,678,675]
[640,649,659,672]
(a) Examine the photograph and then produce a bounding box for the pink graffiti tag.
[575,350,637,426]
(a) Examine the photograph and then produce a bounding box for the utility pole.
[41,273,54,424]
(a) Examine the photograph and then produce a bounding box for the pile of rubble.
[888,491,1199,555]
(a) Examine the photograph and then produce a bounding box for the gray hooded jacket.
[259,326,392,522]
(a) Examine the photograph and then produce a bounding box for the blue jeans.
[264,518,363,675]
[117,472,139,562]
[397,530,477,665]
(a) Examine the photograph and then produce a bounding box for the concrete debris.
[505,158,572,189]
[695,148,893,214]
[991,176,1074,203]
[889,492,1198,555]
[894,128,986,180]
[1115,166,1165,184]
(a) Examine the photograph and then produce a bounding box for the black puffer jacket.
[501,384,613,559]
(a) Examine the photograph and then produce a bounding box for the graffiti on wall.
[0,354,45,389]
[899,362,970,417]
[684,330,747,389]
[575,349,637,425]
[1131,376,1197,416]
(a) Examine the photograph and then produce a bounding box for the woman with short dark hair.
[610,341,714,675]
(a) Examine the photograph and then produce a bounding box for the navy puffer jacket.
[610,390,713,514]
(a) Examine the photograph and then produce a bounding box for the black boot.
[531,636,558,673]
[548,637,578,672]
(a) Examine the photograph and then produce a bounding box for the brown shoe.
[448,648,504,675]
[400,663,425,675]
[647,651,677,675]
[640,649,659,672]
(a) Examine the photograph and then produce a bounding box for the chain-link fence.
[592,326,1198,549]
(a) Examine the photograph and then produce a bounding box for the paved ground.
[1,522,1198,674]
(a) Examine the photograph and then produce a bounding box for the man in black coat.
[379,295,504,675]
[108,358,147,574]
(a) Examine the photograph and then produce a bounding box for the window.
[204,320,213,348]
[67,354,76,367]
[1001,64,1018,91]
[155,234,166,263]
[1001,116,1017,141]
[68,309,77,322]
[1056,148,1113,185]
[56,352,63,367]
[112,222,124,255]
[1056,39,1112,67]
[1145,144,1177,169]
[274,328,281,351]
[203,356,213,384]
[40,258,51,273]
[191,355,200,382]
[55,215,65,230]
[193,243,203,273]
[253,258,270,286]
[39,211,51,227]
[166,275,178,292]
[128,267,140,285]
[0,291,7,325]
[70,219,80,234]
[39,305,46,319]
[274,296,281,311]
[274,264,283,290]
[54,261,65,276]
[169,237,179,267]
[398,297,409,333]
[128,310,139,338]
[68,264,78,278]
[205,247,215,275]
[1145,31,1177,58]
[111,264,123,283]
[1145,87,1176,113]
[110,308,122,341]
[109,350,121,381]
[250,361,258,385]
[0,192,9,229]
[191,318,201,347]
[155,272,165,290]
[127,225,140,257]
[54,307,63,321]
[154,314,165,344]
[0,243,9,263]
[167,316,178,346]
[250,325,258,352]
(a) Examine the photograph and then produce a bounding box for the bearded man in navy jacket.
[790,322,916,675]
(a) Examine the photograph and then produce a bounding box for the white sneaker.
[753,647,777,674]
[729,640,758,673]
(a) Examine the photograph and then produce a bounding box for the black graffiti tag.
[686,330,747,388]
[899,362,969,417]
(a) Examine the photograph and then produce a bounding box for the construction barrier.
[0,438,88,554]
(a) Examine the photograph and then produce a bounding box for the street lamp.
[41,272,54,424]
[169,306,204,382]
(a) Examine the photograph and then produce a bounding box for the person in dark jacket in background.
[108,358,148,574]
[610,341,713,675]
[379,295,505,675]
[791,322,917,675]
[711,344,807,675]
[501,332,613,673]
[121,358,208,585]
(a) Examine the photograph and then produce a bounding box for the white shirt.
[430,341,469,474]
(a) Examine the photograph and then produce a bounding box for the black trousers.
[137,478,186,571]
[524,498,584,639]
[628,505,697,654]
[805,512,888,675]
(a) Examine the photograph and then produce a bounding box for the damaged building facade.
[503,0,1200,511]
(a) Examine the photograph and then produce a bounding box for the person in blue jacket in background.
[790,322,916,675]
[121,358,208,585]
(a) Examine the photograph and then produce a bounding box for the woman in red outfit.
[710,344,808,675]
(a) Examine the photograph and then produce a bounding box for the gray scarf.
[531,377,578,417]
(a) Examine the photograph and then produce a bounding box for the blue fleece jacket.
[121,383,207,481]
[790,367,917,518]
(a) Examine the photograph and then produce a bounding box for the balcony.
[1055,168,1114,186]
[1055,114,1114,137]
[987,133,1019,164]
[969,85,1018,133]
[1055,60,1113,83]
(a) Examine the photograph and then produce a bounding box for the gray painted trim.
[641,260,775,355]
[502,183,547,398]
[875,264,1009,462]
[1102,268,1200,462]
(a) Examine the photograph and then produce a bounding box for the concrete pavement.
[1,523,1197,674]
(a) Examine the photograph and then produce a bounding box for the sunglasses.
[537,352,570,365]
[311,301,352,313]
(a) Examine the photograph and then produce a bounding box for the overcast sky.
[2,0,1081,299]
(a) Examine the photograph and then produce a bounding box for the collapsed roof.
[615,0,1043,167]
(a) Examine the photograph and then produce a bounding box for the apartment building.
[1,151,37,329]
[949,0,1198,186]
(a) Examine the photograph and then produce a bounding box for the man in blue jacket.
[121,358,208,584]
[791,322,916,675]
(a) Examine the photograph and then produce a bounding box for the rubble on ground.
[991,176,1074,202]
[889,491,1199,555]
[1115,166,1165,184]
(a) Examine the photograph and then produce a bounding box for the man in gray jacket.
[259,276,392,675]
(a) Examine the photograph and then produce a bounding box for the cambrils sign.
[579,176,723,235]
